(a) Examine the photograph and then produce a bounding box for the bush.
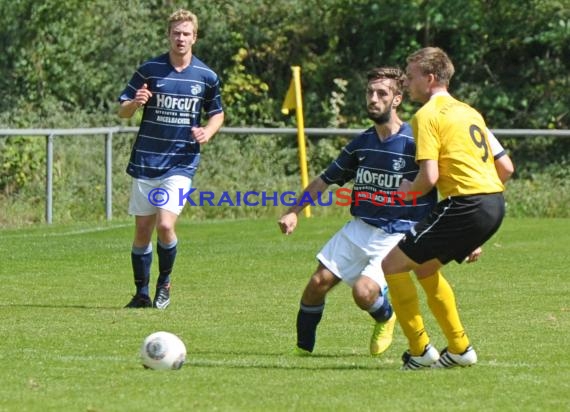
[504,161,570,217]
[0,131,568,227]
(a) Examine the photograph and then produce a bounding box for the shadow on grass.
[181,350,397,371]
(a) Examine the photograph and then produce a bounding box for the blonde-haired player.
[381,47,511,369]
[118,9,224,309]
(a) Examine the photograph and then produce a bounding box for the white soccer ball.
[140,331,187,370]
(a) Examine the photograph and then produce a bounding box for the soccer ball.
[140,331,187,370]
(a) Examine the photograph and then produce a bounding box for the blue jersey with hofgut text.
[320,123,437,234]
[119,53,223,179]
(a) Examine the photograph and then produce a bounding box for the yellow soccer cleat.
[370,312,397,356]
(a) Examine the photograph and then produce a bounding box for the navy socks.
[369,294,393,323]
[157,239,177,288]
[131,244,152,296]
[296,303,325,352]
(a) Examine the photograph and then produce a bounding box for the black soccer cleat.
[124,294,152,308]
[153,284,171,310]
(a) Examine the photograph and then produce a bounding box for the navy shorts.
[398,193,505,264]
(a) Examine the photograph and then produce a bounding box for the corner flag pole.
[282,66,311,217]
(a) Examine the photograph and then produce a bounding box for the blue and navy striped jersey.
[320,123,437,234]
[119,53,223,179]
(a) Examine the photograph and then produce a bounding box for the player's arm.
[118,83,152,119]
[278,177,329,235]
[398,159,438,200]
[487,129,514,183]
[465,131,514,264]
[494,155,514,183]
[465,153,512,263]
[192,112,225,144]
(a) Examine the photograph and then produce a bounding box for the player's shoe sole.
[401,344,440,370]
[370,312,397,356]
[432,346,477,368]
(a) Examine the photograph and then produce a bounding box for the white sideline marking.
[2,223,131,238]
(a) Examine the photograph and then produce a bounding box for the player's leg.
[152,175,192,309]
[125,179,157,308]
[385,195,504,368]
[411,264,477,368]
[385,254,471,369]
[352,276,397,355]
[125,214,156,308]
[382,199,464,366]
[415,267,470,360]
[353,226,407,355]
[382,247,439,368]
[416,194,504,368]
[295,263,340,354]
[154,209,178,309]
[295,218,367,354]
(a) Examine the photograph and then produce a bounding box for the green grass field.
[1,216,569,411]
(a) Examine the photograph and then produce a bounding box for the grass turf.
[0,217,569,411]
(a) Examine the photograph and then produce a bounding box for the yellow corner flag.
[282,66,311,218]
[281,76,297,115]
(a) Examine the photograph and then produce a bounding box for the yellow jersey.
[411,93,504,197]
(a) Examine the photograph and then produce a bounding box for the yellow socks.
[387,270,471,355]
[418,270,470,354]
[385,272,430,355]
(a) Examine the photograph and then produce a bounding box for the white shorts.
[317,217,405,289]
[128,175,193,216]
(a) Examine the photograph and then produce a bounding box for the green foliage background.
[0,0,569,225]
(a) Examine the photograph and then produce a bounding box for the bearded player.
[278,67,438,356]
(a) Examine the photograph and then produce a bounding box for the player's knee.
[307,276,327,294]
[156,222,175,239]
[352,285,376,310]
[307,270,337,295]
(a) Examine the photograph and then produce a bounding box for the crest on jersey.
[392,157,405,171]
[190,84,202,95]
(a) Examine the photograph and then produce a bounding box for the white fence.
[1,127,569,224]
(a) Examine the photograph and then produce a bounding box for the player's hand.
[134,83,152,107]
[465,246,482,263]
[398,178,413,194]
[191,127,212,145]
[278,213,298,235]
